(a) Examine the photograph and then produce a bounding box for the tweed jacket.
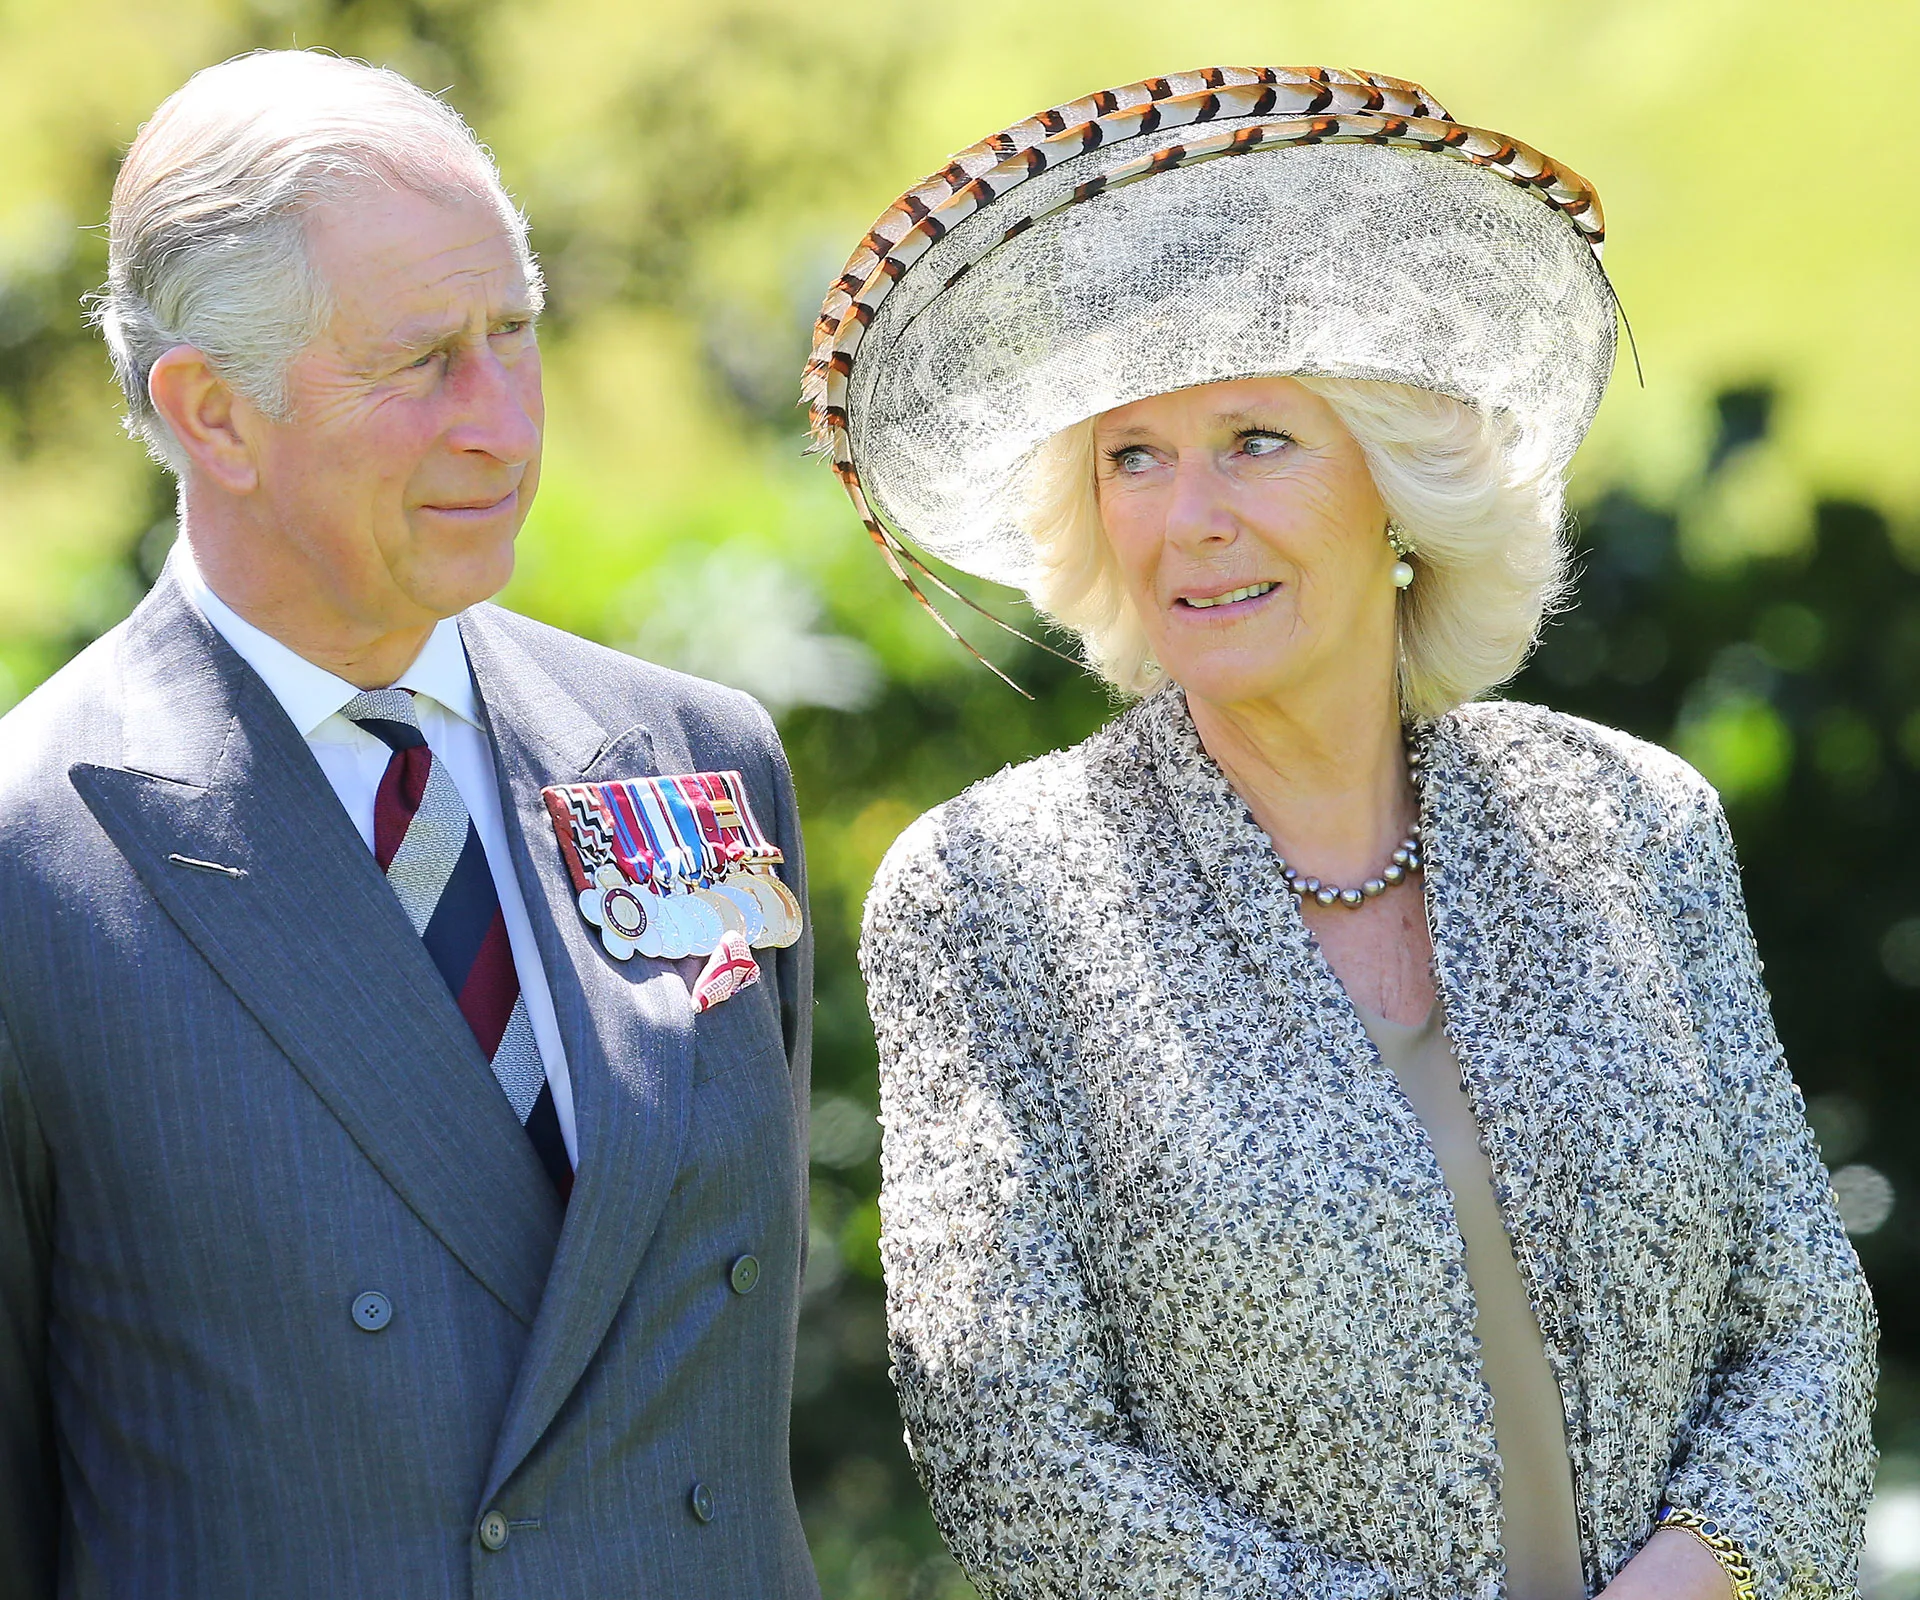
[860,686,1876,1600]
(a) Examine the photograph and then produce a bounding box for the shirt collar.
[392,610,480,727]
[173,539,479,737]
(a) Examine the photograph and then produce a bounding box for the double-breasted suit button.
[350,1291,392,1332]
[478,1510,510,1551]
[728,1254,761,1295]
[689,1482,716,1523]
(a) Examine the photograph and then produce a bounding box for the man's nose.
[445,342,541,465]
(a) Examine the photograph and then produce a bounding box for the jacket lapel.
[1137,684,1361,1037]
[458,608,696,1499]
[70,578,561,1326]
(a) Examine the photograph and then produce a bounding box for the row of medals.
[581,856,801,960]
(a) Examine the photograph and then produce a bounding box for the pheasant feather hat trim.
[805,65,1619,628]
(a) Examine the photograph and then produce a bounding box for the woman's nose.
[1162,454,1236,549]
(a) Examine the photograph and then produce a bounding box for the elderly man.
[0,51,818,1599]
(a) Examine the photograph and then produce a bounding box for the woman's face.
[1094,376,1397,715]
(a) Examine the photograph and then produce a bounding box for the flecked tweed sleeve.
[861,811,1417,1600]
[1654,778,1878,1597]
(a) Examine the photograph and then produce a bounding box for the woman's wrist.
[1595,1527,1741,1600]
[1655,1506,1757,1600]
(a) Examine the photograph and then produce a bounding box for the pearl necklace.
[1271,737,1426,910]
[1278,833,1422,908]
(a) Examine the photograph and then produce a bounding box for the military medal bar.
[542,772,803,961]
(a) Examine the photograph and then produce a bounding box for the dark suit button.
[689,1482,715,1523]
[478,1510,510,1551]
[728,1254,761,1295]
[351,1292,392,1332]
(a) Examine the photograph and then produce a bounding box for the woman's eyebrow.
[1212,410,1293,432]
[1096,411,1292,445]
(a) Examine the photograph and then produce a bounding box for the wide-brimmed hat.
[805,65,1618,634]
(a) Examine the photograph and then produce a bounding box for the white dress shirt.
[175,545,577,1163]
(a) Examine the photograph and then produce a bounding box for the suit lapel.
[459,608,696,1499]
[71,578,561,1326]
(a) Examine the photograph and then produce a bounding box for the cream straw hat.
[805,66,1618,660]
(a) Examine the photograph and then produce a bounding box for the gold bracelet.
[1657,1506,1760,1600]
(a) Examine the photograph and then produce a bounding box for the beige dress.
[1357,1003,1586,1600]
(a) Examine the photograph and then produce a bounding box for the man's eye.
[406,350,440,370]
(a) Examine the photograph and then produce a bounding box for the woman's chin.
[1157,652,1303,713]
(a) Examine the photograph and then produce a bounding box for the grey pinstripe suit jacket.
[0,568,820,1600]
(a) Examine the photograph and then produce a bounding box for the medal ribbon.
[631,780,700,886]
[658,776,731,882]
[680,773,754,871]
[712,771,783,866]
[546,772,786,892]
[598,783,667,888]
[543,787,609,891]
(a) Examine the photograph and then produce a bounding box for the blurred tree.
[3,2,1918,1594]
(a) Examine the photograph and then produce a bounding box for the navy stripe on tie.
[420,829,500,989]
[355,716,427,753]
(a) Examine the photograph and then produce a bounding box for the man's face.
[245,182,544,634]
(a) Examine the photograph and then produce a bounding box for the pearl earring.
[1387,523,1415,590]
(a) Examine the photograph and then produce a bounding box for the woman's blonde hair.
[1023,377,1570,723]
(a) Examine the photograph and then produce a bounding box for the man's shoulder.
[0,625,143,912]
[0,629,130,810]
[466,603,778,761]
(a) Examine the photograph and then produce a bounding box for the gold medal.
[740,868,803,949]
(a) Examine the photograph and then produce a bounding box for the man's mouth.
[1177,581,1276,610]
[422,489,518,516]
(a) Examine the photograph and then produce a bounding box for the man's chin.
[401,541,519,620]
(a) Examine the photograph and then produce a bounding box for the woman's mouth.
[1177,581,1276,611]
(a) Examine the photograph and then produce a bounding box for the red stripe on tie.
[372,746,432,871]
[458,909,520,1058]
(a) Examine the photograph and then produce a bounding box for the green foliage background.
[2,1,1917,1592]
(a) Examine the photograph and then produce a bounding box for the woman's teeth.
[1184,582,1274,609]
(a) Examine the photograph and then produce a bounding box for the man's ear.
[147,346,261,494]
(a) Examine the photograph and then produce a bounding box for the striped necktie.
[341,689,573,1201]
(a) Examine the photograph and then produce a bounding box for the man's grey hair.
[94,49,544,472]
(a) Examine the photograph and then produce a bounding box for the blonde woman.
[813,68,1875,1600]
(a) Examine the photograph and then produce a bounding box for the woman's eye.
[406,350,440,371]
[1112,447,1155,474]
[1241,431,1291,457]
